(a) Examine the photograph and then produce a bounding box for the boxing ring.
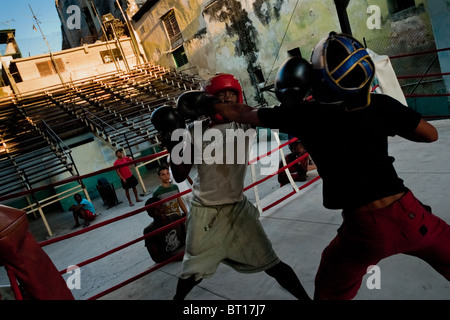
[1,132,321,300]
[2,47,449,300]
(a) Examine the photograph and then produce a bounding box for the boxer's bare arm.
[399,119,438,143]
[214,103,261,126]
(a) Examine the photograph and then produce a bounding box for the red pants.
[314,190,450,300]
[0,205,74,300]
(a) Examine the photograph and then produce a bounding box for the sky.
[0,0,62,57]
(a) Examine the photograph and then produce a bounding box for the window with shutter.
[387,0,415,14]
[161,9,188,68]
[36,61,53,77]
[172,45,188,68]
[161,10,183,50]
[100,48,123,64]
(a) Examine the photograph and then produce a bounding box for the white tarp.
[368,49,408,106]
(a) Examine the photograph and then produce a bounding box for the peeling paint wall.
[132,0,341,106]
[132,0,441,107]
[347,0,434,55]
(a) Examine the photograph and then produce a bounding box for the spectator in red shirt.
[114,149,143,206]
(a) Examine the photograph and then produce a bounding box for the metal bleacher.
[0,62,204,209]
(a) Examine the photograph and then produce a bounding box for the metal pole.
[111,22,130,72]
[29,4,66,86]
[334,0,352,35]
[115,0,143,64]
[90,1,121,72]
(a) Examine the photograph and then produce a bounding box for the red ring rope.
[248,137,298,165]
[244,152,310,191]
[404,93,450,98]
[39,189,191,247]
[0,150,169,202]
[87,251,185,300]
[59,216,186,275]
[7,137,321,300]
[389,47,450,59]
[80,143,320,299]
[397,72,450,79]
[262,176,321,212]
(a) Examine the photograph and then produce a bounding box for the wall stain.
[193,27,208,40]
[253,0,284,26]
[204,0,283,104]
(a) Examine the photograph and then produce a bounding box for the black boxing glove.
[151,106,186,149]
[275,56,312,106]
[176,90,220,120]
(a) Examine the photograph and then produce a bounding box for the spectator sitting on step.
[69,193,96,229]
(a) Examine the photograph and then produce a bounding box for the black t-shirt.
[258,93,422,210]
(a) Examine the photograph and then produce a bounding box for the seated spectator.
[143,197,186,263]
[278,139,316,187]
[69,193,96,229]
[153,165,188,216]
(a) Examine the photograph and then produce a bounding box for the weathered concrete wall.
[131,0,341,106]
[346,0,434,55]
[131,0,445,108]
[50,1,445,110]
[346,0,448,115]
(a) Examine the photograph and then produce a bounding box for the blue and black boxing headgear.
[310,32,375,110]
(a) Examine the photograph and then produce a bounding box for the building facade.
[130,0,449,114]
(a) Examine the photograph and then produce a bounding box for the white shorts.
[180,196,280,280]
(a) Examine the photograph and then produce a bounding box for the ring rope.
[59,160,319,276]
[404,93,450,98]
[262,176,321,212]
[7,136,320,299]
[39,189,191,247]
[86,251,185,300]
[248,137,298,165]
[0,150,169,203]
[59,214,187,275]
[244,152,310,191]
[5,267,23,300]
[79,138,320,299]
[396,72,450,79]
[388,47,450,59]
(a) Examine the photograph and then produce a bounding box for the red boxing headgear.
[204,73,243,103]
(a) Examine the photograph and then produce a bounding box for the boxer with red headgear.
[204,73,244,103]
[175,73,243,123]
[167,73,310,301]
[204,73,243,123]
